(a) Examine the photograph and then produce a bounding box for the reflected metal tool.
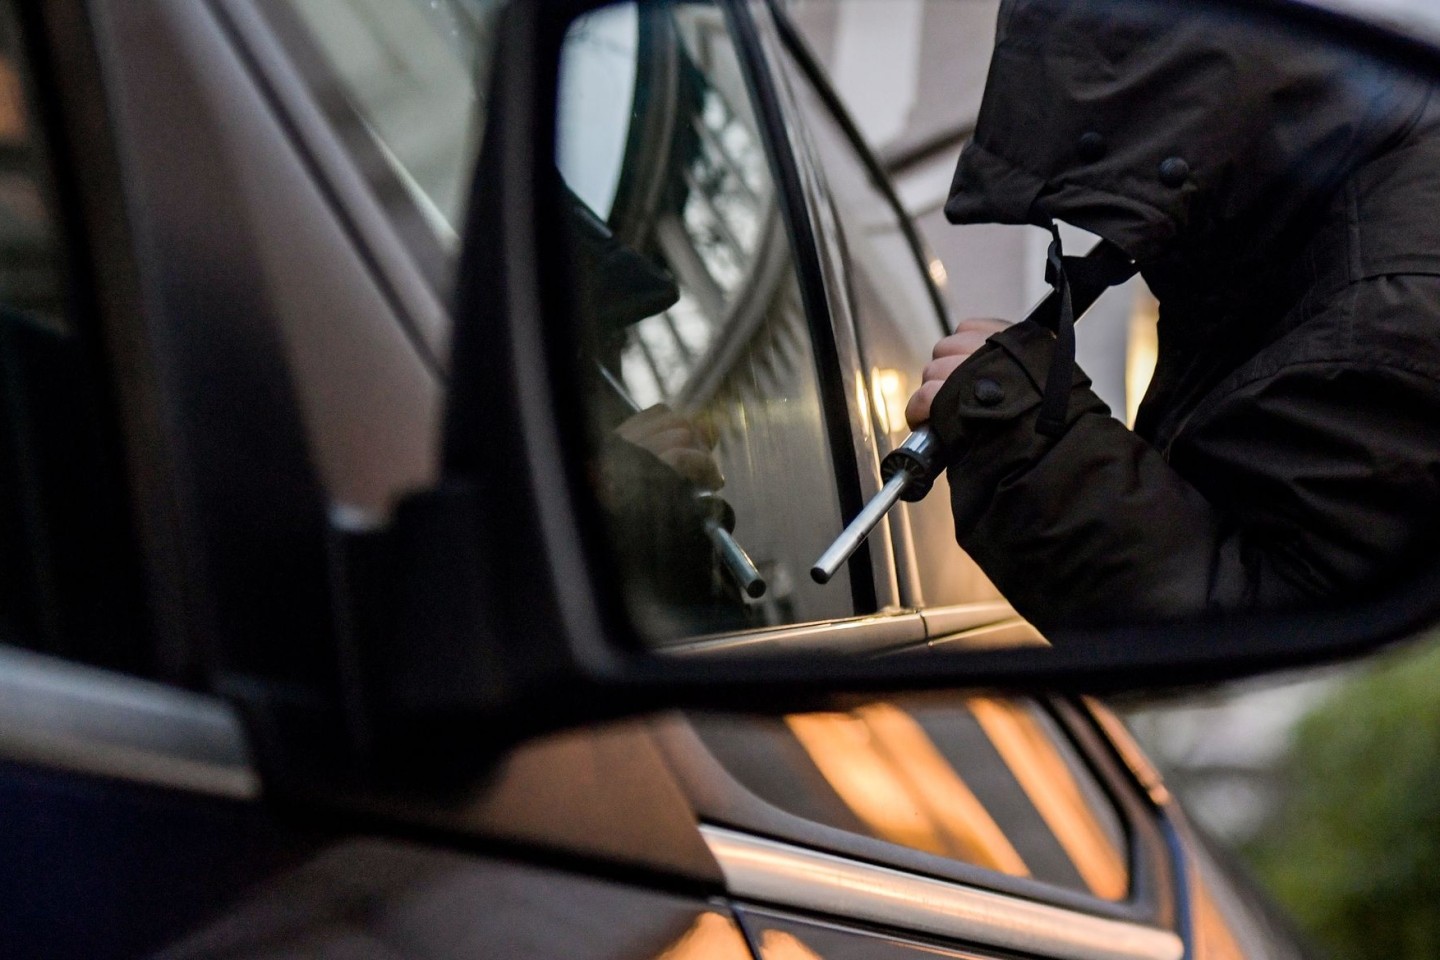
[598,364,767,598]
[696,491,767,599]
[811,241,1135,585]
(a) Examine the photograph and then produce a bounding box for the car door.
[0,2,337,955]
[0,2,767,958]
[539,8,1184,951]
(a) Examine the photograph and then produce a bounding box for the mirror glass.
[554,0,1440,657]
[558,0,859,643]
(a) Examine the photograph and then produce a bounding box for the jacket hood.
[945,0,1430,270]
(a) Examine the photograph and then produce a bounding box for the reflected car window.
[558,1,856,643]
[777,41,1006,612]
[690,696,1129,900]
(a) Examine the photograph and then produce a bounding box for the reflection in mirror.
[879,0,1440,633]
[558,0,856,645]
[558,0,1440,652]
[769,25,1008,613]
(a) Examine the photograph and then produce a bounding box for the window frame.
[657,694,1178,927]
[247,0,459,293]
[653,0,1039,655]
[718,0,883,616]
[754,0,1035,640]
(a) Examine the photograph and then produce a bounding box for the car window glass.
[690,696,1129,900]
[0,3,149,673]
[557,1,857,643]
[265,0,503,283]
[775,42,1004,611]
[0,74,55,326]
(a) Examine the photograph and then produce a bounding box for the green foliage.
[1243,637,1440,960]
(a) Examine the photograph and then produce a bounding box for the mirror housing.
[306,0,1440,793]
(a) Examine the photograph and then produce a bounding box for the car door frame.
[656,695,1189,960]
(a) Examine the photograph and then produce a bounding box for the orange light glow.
[759,930,827,960]
[1192,874,1247,960]
[928,258,949,288]
[1125,290,1159,428]
[871,368,909,435]
[1083,698,1171,806]
[786,710,946,854]
[967,699,1128,900]
[653,911,752,960]
[785,705,1028,875]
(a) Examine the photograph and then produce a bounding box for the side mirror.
[326,0,1440,788]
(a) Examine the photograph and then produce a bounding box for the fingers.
[642,426,707,458]
[905,379,947,430]
[931,319,1008,359]
[906,355,964,427]
[954,316,1010,337]
[616,404,712,450]
[615,404,725,489]
[658,448,725,490]
[907,318,1008,428]
[920,354,966,387]
[613,404,675,442]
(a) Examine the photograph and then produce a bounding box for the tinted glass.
[558,1,856,643]
[691,696,1129,899]
[267,0,502,281]
[0,3,148,672]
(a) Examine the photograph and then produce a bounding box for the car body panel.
[0,1,1327,958]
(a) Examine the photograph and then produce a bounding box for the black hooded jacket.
[927,0,1440,627]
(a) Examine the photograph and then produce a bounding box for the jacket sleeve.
[928,319,1440,629]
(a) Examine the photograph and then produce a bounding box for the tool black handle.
[881,427,941,502]
[878,240,1135,503]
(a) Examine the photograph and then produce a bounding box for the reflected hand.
[614,404,724,490]
[905,318,1010,429]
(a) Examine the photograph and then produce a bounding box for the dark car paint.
[739,908,1005,960]
[0,0,1314,958]
[0,761,322,960]
[154,839,751,960]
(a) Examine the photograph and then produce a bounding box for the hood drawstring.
[1037,224,1137,437]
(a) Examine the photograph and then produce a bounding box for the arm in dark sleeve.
[593,437,750,631]
[929,320,1440,629]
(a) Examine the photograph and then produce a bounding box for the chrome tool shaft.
[811,468,913,584]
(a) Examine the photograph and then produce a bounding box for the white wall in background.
[831,0,925,147]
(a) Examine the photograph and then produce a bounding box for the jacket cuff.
[928,320,1096,453]
[927,320,1111,540]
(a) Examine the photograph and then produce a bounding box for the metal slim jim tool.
[810,241,1136,586]
[597,363,766,598]
[810,428,941,584]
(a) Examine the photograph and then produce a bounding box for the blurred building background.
[789,2,1440,957]
[788,0,1152,425]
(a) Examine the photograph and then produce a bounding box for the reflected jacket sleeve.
[929,311,1440,629]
